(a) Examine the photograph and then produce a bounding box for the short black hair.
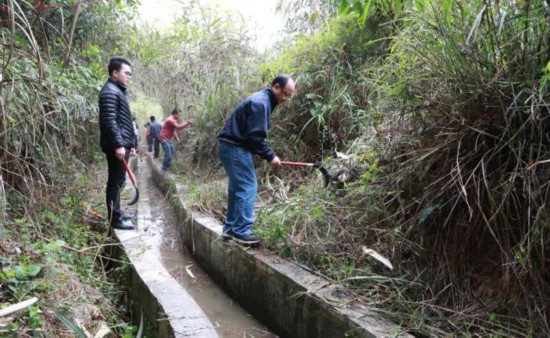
[172,108,181,115]
[271,74,293,88]
[108,57,131,76]
[150,116,155,122]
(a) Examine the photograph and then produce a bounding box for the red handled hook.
[121,157,139,205]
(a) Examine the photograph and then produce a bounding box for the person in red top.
[159,108,194,171]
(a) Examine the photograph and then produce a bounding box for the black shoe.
[233,235,262,245]
[222,229,234,241]
[111,219,135,230]
[227,231,262,245]
[121,213,134,221]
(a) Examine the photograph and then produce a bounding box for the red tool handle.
[280,161,314,168]
[121,158,137,186]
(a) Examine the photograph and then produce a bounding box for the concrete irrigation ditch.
[109,155,411,337]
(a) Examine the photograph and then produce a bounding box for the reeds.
[248,1,550,335]
[0,0,119,213]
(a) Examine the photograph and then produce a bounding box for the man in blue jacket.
[217,75,296,245]
[99,57,136,230]
[148,115,162,158]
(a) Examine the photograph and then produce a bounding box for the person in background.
[217,75,296,245]
[148,115,162,158]
[132,117,139,151]
[98,57,136,230]
[159,108,194,171]
[145,122,152,153]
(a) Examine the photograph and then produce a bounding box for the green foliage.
[0,0,151,336]
[259,14,391,161]
[255,214,288,246]
[175,0,550,336]
[337,0,550,336]
[27,305,42,329]
[0,0,137,211]
[121,324,139,338]
[130,93,164,127]
[335,0,408,25]
[1,261,42,282]
[277,0,336,34]
[0,165,134,335]
[3,0,546,335]
[55,310,88,338]
[129,2,265,169]
[183,179,227,221]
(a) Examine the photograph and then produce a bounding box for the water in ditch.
[135,161,277,338]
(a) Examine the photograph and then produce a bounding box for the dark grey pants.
[104,148,130,224]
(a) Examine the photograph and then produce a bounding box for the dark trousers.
[147,137,153,152]
[152,138,160,158]
[105,148,130,224]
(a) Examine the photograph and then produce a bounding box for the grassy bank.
[0,162,136,337]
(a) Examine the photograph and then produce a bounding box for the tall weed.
[355,0,550,335]
[251,1,550,335]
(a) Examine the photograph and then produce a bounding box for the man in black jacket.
[99,57,136,230]
[217,75,295,245]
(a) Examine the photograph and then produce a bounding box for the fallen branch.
[362,246,394,270]
[94,322,115,338]
[0,297,38,317]
[526,159,550,170]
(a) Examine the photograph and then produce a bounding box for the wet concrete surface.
[133,162,276,338]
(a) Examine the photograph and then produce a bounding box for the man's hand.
[115,147,126,160]
[270,156,281,167]
[188,118,194,124]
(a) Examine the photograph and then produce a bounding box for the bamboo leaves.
[335,0,407,25]
[466,5,486,45]
[0,0,134,206]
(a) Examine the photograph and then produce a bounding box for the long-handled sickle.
[121,157,139,205]
[279,161,338,187]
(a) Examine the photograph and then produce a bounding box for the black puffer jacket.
[99,78,136,151]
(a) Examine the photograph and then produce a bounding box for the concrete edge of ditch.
[147,155,413,338]
[107,157,218,338]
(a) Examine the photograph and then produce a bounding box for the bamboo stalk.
[0,297,38,317]
[62,2,82,69]
[0,174,5,229]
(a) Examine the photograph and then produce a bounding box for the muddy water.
[136,164,277,338]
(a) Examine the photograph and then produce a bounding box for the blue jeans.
[217,141,257,237]
[160,140,173,170]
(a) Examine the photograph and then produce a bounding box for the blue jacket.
[218,88,278,161]
[149,121,162,140]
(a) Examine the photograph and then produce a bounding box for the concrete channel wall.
[148,156,412,338]
[110,157,218,338]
